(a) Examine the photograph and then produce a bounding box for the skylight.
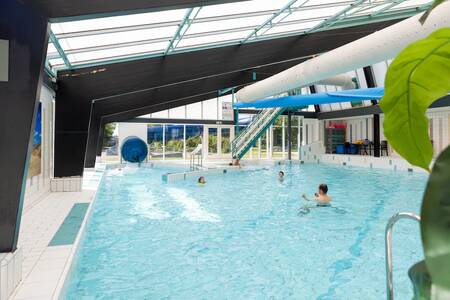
[46,0,433,73]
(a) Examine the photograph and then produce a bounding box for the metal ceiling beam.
[326,5,430,30]
[171,7,202,51]
[371,0,410,17]
[51,15,327,58]
[240,0,304,44]
[164,8,195,55]
[55,20,181,39]
[344,0,390,15]
[306,0,369,34]
[47,4,427,70]
[318,0,430,32]
[49,5,420,65]
[53,1,356,40]
[48,30,72,68]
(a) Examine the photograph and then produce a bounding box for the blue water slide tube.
[234,87,384,109]
[121,136,148,163]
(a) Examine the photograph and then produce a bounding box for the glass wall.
[208,127,218,154]
[272,116,284,158]
[221,128,231,154]
[185,125,203,153]
[241,114,304,160]
[147,124,164,159]
[147,123,204,160]
[164,124,184,159]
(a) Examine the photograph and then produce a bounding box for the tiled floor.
[11,169,103,300]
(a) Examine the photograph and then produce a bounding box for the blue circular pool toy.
[121,136,148,163]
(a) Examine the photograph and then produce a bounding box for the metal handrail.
[231,107,281,157]
[232,108,276,149]
[189,144,203,170]
[234,108,276,143]
[385,212,421,300]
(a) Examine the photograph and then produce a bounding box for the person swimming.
[302,183,332,206]
[198,176,206,184]
[278,170,285,182]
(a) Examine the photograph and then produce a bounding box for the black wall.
[0,0,49,252]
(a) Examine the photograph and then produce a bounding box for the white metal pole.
[282,116,285,159]
[258,138,262,159]
[183,124,186,160]
[162,124,165,161]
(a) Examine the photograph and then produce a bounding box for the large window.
[221,128,231,154]
[164,124,184,159]
[185,125,203,153]
[148,124,164,159]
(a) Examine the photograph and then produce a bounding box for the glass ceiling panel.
[306,0,352,5]
[49,58,64,67]
[67,41,168,63]
[58,27,177,50]
[263,20,322,36]
[196,0,283,18]
[51,9,187,33]
[177,30,254,48]
[281,5,348,23]
[186,15,269,34]
[46,0,433,71]
[47,43,57,54]
[394,0,431,8]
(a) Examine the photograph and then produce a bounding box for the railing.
[385,212,421,300]
[232,107,284,159]
[189,144,203,171]
[232,108,274,150]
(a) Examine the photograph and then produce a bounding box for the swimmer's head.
[318,183,328,195]
[278,171,285,178]
[198,176,206,184]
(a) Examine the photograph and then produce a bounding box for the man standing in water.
[302,184,332,206]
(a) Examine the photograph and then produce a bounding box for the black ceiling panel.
[31,0,249,21]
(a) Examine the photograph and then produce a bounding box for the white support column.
[162,124,166,161]
[183,125,186,160]
[269,125,273,158]
[258,138,262,159]
[298,116,301,156]
[266,130,270,159]
[217,126,222,156]
[282,116,285,159]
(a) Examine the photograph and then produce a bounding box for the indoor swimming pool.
[64,163,427,299]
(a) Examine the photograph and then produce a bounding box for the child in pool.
[278,170,285,182]
[302,183,332,206]
[198,176,206,185]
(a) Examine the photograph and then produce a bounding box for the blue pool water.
[65,163,427,299]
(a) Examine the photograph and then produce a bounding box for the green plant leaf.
[421,145,450,297]
[380,28,450,171]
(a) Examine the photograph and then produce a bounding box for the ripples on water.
[65,164,427,299]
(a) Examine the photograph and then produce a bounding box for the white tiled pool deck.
[10,169,103,300]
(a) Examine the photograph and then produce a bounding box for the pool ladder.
[385,212,421,300]
[189,144,203,171]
